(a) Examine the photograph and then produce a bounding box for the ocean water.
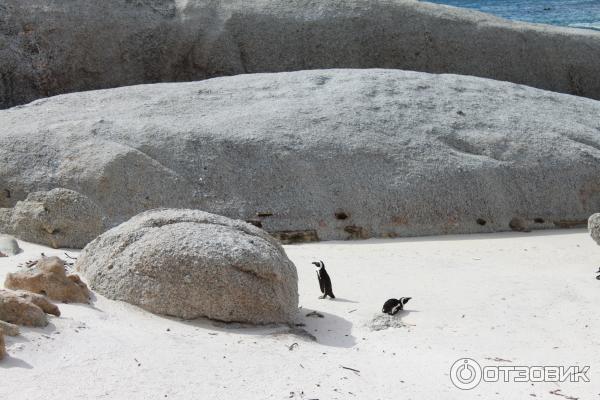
[427,0,600,30]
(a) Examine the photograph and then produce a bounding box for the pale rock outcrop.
[1,70,599,240]
[0,188,105,248]
[589,213,600,245]
[5,256,90,303]
[1,0,600,110]
[0,289,60,327]
[77,209,299,324]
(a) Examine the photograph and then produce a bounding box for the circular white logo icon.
[450,358,482,390]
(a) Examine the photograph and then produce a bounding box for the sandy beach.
[1,229,598,399]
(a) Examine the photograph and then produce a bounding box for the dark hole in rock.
[4,189,10,198]
[40,290,47,296]
[245,219,262,228]
[509,217,530,232]
[534,218,545,224]
[256,212,273,217]
[335,211,349,220]
[476,218,486,226]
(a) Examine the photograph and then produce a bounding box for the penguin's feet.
[318,295,326,299]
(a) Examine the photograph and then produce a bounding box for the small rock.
[0,320,20,336]
[0,234,22,256]
[5,256,90,303]
[0,289,60,327]
[305,311,324,318]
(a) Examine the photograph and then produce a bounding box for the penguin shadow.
[297,307,356,348]
[327,297,358,304]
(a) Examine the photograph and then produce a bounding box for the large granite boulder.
[1,0,600,110]
[76,209,299,324]
[1,70,599,240]
[0,188,106,248]
[589,214,600,245]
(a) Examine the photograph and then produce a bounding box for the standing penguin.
[382,297,411,315]
[312,260,335,299]
[596,267,600,280]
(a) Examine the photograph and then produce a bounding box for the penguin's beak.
[311,262,319,266]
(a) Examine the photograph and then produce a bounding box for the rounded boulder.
[76,209,299,324]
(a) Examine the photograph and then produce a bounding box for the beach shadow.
[0,355,33,369]
[164,308,356,348]
[329,297,358,304]
[297,307,356,348]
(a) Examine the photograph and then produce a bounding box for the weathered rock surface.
[1,70,600,240]
[0,235,21,256]
[0,289,60,327]
[0,188,105,248]
[1,0,600,110]
[0,319,20,336]
[589,214,600,245]
[76,209,299,323]
[5,256,90,303]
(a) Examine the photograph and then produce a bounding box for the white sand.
[1,229,599,399]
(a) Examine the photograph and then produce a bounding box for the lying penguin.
[382,297,411,315]
[596,267,600,280]
[312,260,335,299]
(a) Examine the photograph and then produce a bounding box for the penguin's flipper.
[317,271,325,294]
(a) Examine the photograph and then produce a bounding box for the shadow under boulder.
[76,209,299,324]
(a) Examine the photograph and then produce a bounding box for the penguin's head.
[400,297,411,306]
[312,261,324,269]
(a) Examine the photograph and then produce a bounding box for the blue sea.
[427,0,600,30]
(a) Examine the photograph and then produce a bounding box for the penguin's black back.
[319,267,335,298]
[382,298,400,314]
